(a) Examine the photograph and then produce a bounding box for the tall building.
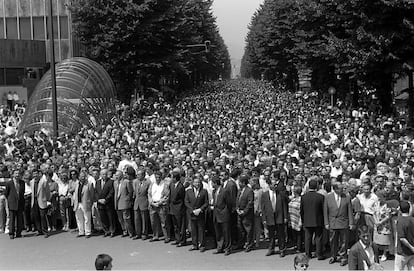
[0,0,83,103]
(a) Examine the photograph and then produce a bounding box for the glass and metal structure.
[19,57,116,135]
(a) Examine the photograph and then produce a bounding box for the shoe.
[224,251,231,256]
[200,247,206,252]
[380,255,387,262]
[213,249,224,254]
[142,235,149,240]
[110,233,116,238]
[164,238,171,243]
[318,256,326,260]
[329,257,337,264]
[103,233,110,237]
[171,241,178,245]
[77,234,85,238]
[9,235,14,240]
[44,234,49,238]
[15,234,22,238]
[122,233,128,237]
[150,238,159,242]
[189,246,198,251]
[177,243,184,247]
[132,235,141,240]
[340,261,347,267]
[245,247,252,252]
[266,250,275,256]
[280,251,286,258]
[85,235,91,239]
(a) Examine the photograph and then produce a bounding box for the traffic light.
[204,40,210,53]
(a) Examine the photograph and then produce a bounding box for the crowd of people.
[1,79,414,270]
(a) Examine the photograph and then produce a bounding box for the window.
[60,16,68,39]
[0,19,4,39]
[6,18,18,39]
[0,69,5,85]
[19,17,32,40]
[46,16,58,39]
[5,68,25,85]
[33,17,45,40]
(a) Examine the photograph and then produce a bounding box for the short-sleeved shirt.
[397,215,414,256]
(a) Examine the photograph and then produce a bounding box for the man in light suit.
[132,169,151,240]
[114,168,134,238]
[5,169,25,239]
[73,171,95,238]
[30,167,50,237]
[236,174,254,252]
[148,170,169,242]
[185,176,209,252]
[261,177,288,257]
[324,182,355,266]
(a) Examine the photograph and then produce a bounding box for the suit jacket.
[300,190,325,227]
[324,192,354,229]
[213,186,231,223]
[5,179,25,211]
[236,186,254,219]
[133,178,150,211]
[30,177,51,209]
[148,181,169,207]
[261,190,288,226]
[96,178,114,209]
[223,179,238,211]
[184,187,209,220]
[73,180,96,211]
[168,181,185,216]
[114,179,133,210]
[348,241,372,270]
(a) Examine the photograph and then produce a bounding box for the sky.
[211,0,264,76]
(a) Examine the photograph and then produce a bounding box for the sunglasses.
[298,263,309,269]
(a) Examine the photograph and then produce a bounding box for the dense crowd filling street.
[1,79,414,270]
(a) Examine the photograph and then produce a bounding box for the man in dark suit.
[226,170,239,247]
[168,170,186,246]
[185,176,209,252]
[5,169,25,239]
[236,174,254,252]
[300,176,325,260]
[348,225,375,270]
[132,169,151,240]
[30,167,50,237]
[114,169,134,238]
[96,169,116,237]
[261,177,288,257]
[213,172,232,256]
[324,182,355,266]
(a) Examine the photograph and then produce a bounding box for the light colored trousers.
[75,203,92,236]
[0,195,9,233]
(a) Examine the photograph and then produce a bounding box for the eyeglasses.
[297,263,309,269]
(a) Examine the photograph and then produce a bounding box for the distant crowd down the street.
[1,79,414,270]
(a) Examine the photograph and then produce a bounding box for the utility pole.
[48,0,58,138]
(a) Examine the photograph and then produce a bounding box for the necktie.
[118,182,122,198]
[14,180,20,199]
[215,187,220,204]
[271,191,276,211]
[194,188,198,198]
[336,194,341,208]
[34,181,38,199]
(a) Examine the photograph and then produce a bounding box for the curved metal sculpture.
[19,57,116,135]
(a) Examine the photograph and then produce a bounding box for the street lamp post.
[328,86,336,107]
[48,0,58,139]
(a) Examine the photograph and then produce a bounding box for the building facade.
[0,0,83,103]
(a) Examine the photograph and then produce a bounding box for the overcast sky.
[211,0,264,61]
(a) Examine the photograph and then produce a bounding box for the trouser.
[330,228,349,260]
[24,196,32,230]
[92,203,102,231]
[191,218,206,248]
[99,206,116,235]
[230,211,238,245]
[116,209,134,237]
[0,194,9,232]
[149,206,167,238]
[31,202,48,234]
[253,214,263,247]
[134,209,150,237]
[267,224,286,251]
[304,226,323,258]
[237,215,254,249]
[8,209,24,236]
[166,213,174,239]
[172,212,186,244]
[292,229,304,251]
[59,197,69,227]
[395,254,414,271]
[75,203,92,236]
[214,220,231,252]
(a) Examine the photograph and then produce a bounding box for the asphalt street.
[0,231,395,270]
